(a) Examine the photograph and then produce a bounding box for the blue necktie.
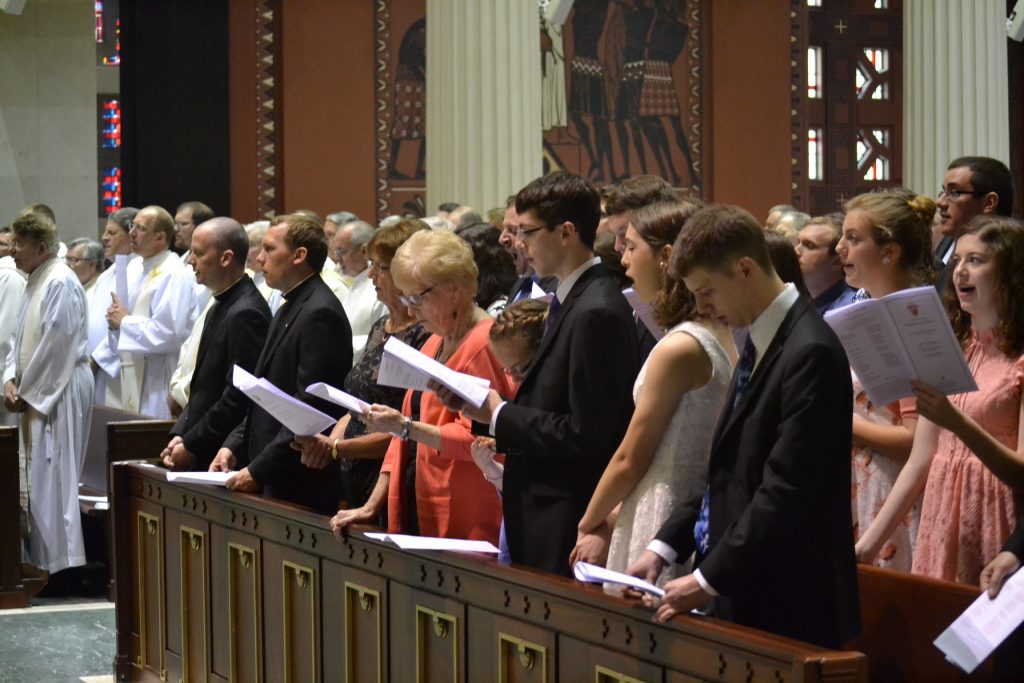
[694,335,757,559]
[544,295,561,336]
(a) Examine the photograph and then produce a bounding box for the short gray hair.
[326,211,358,226]
[108,207,139,233]
[344,220,376,248]
[67,237,105,267]
[244,220,270,242]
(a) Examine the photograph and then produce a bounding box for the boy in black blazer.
[627,205,860,649]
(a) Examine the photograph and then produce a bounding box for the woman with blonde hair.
[331,229,515,542]
[835,190,936,570]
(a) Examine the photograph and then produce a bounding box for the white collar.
[747,282,799,370]
[555,256,600,302]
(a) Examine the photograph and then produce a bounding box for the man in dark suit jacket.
[982,519,1024,680]
[445,172,640,576]
[500,198,559,303]
[212,214,353,514]
[933,156,1014,293]
[627,206,860,650]
[162,218,271,471]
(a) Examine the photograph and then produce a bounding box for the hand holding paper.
[573,561,665,597]
[232,365,336,436]
[378,336,491,408]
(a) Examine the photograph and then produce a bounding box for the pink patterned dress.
[912,329,1024,584]
[851,376,919,572]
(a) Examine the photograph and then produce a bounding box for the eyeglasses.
[399,285,435,308]
[516,225,548,240]
[939,186,985,200]
[333,247,356,259]
[64,257,89,265]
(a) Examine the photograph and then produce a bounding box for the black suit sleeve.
[247,304,352,484]
[495,303,635,461]
[179,307,270,465]
[697,341,851,595]
[1004,519,1024,558]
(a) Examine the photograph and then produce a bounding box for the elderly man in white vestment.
[2,214,94,573]
[331,220,385,364]
[0,227,27,427]
[96,205,195,417]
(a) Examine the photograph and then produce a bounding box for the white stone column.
[426,0,543,215]
[904,0,1010,198]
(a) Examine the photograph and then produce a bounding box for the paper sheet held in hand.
[377,336,490,408]
[364,532,500,553]
[824,286,977,406]
[165,471,234,486]
[934,568,1024,673]
[573,561,665,597]
[232,365,337,436]
[306,382,370,414]
[623,287,665,341]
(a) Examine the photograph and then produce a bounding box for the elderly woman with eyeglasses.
[331,229,516,543]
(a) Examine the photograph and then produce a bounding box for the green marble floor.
[0,602,115,683]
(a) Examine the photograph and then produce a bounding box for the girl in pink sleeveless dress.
[856,216,1024,584]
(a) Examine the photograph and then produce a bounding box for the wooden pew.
[0,426,29,608]
[851,565,993,682]
[111,459,868,683]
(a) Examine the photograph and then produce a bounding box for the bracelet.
[331,438,340,460]
[401,417,412,441]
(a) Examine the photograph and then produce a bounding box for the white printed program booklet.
[166,471,235,487]
[364,532,500,554]
[623,287,665,341]
[573,561,665,598]
[377,336,491,408]
[232,365,337,436]
[823,286,977,407]
[306,382,370,415]
[934,568,1024,673]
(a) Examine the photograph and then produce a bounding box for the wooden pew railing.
[0,426,29,608]
[106,421,995,683]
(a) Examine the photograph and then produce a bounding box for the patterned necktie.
[693,335,757,559]
[543,295,561,336]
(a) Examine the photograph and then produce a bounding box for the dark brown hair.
[366,218,429,265]
[629,200,701,328]
[669,205,773,279]
[603,175,678,216]
[515,171,601,249]
[946,215,1024,356]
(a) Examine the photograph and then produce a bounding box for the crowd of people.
[2,156,1023,653]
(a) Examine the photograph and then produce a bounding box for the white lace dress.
[605,321,733,585]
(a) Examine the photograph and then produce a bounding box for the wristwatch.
[401,417,412,441]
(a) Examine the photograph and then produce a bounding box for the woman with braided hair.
[569,200,736,585]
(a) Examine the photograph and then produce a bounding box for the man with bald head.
[162,218,271,470]
[94,205,195,416]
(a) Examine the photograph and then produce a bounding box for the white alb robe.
[168,289,215,409]
[89,255,139,406]
[94,250,195,417]
[342,268,386,366]
[2,257,94,573]
[0,256,27,427]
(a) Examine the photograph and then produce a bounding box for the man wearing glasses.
[440,171,641,576]
[934,156,1014,290]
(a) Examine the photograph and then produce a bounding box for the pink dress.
[912,329,1024,584]
[851,376,919,572]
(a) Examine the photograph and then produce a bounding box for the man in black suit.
[627,206,860,649]
[982,519,1024,680]
[499,197,557,302]
[161,218,271,471]
[933,156,1014,292]
[211,214,353,514]
[444,171,640,576]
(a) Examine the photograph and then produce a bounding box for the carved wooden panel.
[322,562,389,683]
[467,607,555,683]
[163,510,211,683]
[210,527,262,683]
[262,542,320,683]
[559,635,662,682]
[132,500,166,681]
[390,582,466,683]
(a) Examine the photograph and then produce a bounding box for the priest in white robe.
[331,220,384,364]
[98,205,195,418]
[89,208,139,406]
[0,228,27,427]
[2,214,94,573]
